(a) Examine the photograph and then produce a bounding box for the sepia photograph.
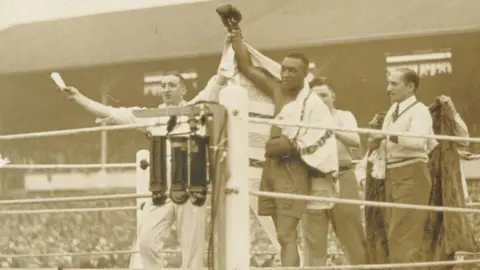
[0,0,479,269]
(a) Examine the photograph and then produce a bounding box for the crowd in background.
[0,190,479,268]
[0,188,351,268]
[0,133,480,268]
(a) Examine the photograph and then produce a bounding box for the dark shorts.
[258,156,311,219]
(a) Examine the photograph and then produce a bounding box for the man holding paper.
[216,4,338,267]
[55,70,228,270]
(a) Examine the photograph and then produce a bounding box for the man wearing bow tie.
[369,67,434,269]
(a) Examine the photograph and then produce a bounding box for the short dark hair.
[395,68,420,91]
[164,71,189,90]
[309,76,335,97]
[285,51,310,71]
[309,76,330,88]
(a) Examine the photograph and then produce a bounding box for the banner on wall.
[385,50,453,78]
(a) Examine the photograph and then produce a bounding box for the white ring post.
[219,85,250,270]
[129,149,149,269]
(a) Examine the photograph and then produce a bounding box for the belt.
[339,164,353,172]
[309,165,352,178]
[386,157,421,165]
[309,168,336,178]
[309,169,327,178]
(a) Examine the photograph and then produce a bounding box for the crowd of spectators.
[0,191,347,268]
[0,190,137,268]
[0,190,479,269]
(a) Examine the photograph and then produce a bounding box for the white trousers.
[138,200,207,270]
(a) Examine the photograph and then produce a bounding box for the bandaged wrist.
[290,139,300,154]
[229,28,242,38]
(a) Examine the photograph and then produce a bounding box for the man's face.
[280,57,307,91]
[161,74,187,106]
[386,70,414,103]
[313,85,335,108]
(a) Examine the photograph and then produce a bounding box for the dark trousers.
[384,161,432,270]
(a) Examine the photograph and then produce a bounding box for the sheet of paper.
[50,72,66,89]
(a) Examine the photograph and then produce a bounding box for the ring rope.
[248,257,480,269]
[2,258,478,270]
[249,190,480,214]
[0,250,138,259]
[0,250,279,259]
[249,117,480,143]
[1,247,474,259]
[0,123,160,141]
[0,193,150,205]
[467,202,480,207]
[0,117,476,143]
[2,163,137,169]
[0,206,139,215]
[1,191,479,213]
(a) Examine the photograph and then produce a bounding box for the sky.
[0,0,210,30]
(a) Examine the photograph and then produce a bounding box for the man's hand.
[438,95,457,115]
[369,133,386,141]
[265,135,297,158]
[367,137,382,150]
[61,86,80,100]
[368,113,385,128]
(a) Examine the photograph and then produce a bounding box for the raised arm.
[216,4,279,100]
[453,113,469,148]
[229,31,279,100]
[438,95,469,147]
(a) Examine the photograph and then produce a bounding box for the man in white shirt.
[302,77,367,266]
[370,67,433,269]
[60,71,228,270]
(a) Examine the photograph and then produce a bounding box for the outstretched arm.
[63,86,111,118]
[62,86,137,125]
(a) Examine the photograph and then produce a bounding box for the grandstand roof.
[1,0,480,75]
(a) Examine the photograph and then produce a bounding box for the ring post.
[219,85,250,270]
[131,149,149,269]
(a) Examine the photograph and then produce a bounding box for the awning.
[0,0,479,75]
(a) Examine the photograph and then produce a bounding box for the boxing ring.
[1,86,480,270]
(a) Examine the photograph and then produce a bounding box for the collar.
[396,95,417,113]
[158,100,186,108]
